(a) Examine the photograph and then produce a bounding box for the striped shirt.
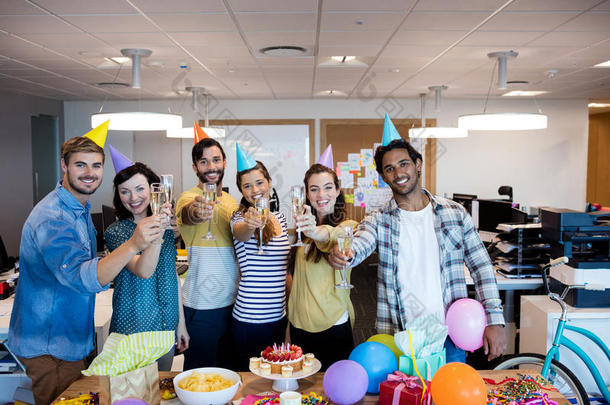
[350,189,505,334]
[230,211,290,323]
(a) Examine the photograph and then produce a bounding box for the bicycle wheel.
[493,353,590,405]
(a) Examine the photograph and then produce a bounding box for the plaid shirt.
[351,190,505,334]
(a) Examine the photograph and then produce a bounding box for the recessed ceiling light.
[589,102,610,108]
[106,56,130,64]
[331,56,356,63]
[315,90,347,96]
[594,60,610,68]
[389,68,400,73]
[502,90,548,97]
[228,68,236,73]
[260,46,307,56]
[146,60,164,68]
[78,51,103,57]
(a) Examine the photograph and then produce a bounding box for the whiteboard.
[181,124,310,224]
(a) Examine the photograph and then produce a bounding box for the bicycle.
[493,257,610,405]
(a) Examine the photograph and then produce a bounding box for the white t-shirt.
[396,203,444,323]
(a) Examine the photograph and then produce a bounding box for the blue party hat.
[236,142,257,172]
[382,114,402,146]
[109,144,134,173]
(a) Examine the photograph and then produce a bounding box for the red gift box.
[379,371,431,405]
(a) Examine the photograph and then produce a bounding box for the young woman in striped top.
[230,161,291,369]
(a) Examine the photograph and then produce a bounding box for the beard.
[197,167,225,186]
[66,172,101,195]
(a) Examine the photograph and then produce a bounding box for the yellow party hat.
[83,120,109,148]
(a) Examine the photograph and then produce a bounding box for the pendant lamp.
[458,51,548,131]
[408,87,467,139]
[90,48,183,131]
[166,86,226,139]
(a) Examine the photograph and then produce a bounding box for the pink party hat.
[109,144,134,173]
[236,142,257,172]
[382,113,402,146]
[317,144,334,170]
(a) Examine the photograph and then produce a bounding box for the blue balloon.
[348,341,398,394]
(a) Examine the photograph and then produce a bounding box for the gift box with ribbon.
[398,349,446,380]
[379,371,431,405]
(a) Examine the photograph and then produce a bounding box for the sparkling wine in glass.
[335,226,354,289]
[290,185,306,247]
[201,183,217,241]
[160,174,174,228]
[255,197,269,255]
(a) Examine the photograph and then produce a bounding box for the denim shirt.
[8,183,108,361]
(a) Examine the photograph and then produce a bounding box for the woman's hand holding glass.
[243,207,264,232]
[294,205,317,238]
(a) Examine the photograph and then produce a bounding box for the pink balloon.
[445,298,486,352]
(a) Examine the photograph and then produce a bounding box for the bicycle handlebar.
[541,256,568,295]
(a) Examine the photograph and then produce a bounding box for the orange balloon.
[430,362,487,405]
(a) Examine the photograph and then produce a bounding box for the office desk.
[55,370,570,405]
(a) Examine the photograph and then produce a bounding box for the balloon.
[348,341,398,394]
[430,362,487,405]
[322,360,368,405]
[445,298,486,351]
[366,334,403,363]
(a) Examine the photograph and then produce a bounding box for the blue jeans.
[444,336,466,363]
[183,304,233,370]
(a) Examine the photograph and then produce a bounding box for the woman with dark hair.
[287,163,357,369]
[104,162,189,371]
[230,160,291,369]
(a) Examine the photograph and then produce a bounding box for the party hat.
[83,120,109,148]
[317,144,334,170]
[194,121,210,144]
[236,142,257,172]
[108,144,134,173]
[381,114,402,146]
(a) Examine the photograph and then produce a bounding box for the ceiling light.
[107,56,130,65]
[121,48,151,89]
[594,60,610,68]
[389,68,400,73]
[166,87,225,139]
[315,90,347,96]
[260,46,307,57]
[331,56,356,63]
[92,112,182,131]
[502,91,548,97]
[409,90,467,138]
[458,113,547,131]
[458,51,548,131]
[589,102,610,108]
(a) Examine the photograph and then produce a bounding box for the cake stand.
[249,358,322,392]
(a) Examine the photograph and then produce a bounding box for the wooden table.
[55,370,570,405]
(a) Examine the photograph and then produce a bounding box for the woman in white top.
[230,160,290,370]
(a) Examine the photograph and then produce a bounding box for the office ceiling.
[1,0,609,102]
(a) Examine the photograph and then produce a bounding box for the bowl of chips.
[173,367,241,405]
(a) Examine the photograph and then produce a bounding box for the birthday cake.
[260,343,304,374]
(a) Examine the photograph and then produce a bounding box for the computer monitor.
[476,199,527,232]
[91,213,105,253]
[452,193,477,215]
[102,204,117,232]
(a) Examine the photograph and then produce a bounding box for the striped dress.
[230,211,290,323]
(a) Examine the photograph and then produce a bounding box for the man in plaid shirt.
[329,139,506,361]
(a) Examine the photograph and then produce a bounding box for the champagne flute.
[335,226,354,289]
[254,197,269,255]
[290,185,306,247]
[160,174,174,229]
[201,183,217,241]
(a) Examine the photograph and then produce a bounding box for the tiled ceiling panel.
[0,0,608,101]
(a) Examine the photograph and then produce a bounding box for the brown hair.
[236,161,275,245]
[288,164,348,273]
[61,137,105,165]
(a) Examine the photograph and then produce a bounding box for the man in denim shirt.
[330,139,506,362]
[9,137,162,405]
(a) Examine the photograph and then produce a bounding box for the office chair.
[498,185,513,202]
[0,235,17,273]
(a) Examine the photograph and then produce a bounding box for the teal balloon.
[349,341,398,394]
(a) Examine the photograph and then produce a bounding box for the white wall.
[64,97,589,213]
[0,92,63,256]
